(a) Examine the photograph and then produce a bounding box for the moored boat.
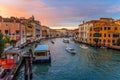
[0,49,19,80]
[33,45,51,63]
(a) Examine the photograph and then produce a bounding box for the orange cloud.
[0,1,58,27]
[0,0,77,29]
[0,4,31,18]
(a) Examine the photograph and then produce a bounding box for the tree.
[4,35,11,43]
[0,33,5,58]
[117,38,120,46]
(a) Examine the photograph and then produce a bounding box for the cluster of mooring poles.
[24,49,33,80]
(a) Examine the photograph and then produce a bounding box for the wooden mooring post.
[24,49,33,80]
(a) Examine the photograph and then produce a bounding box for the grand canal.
[16,38,120,80]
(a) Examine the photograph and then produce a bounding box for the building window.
[5,23,8,26]
[113,34,119,38]
[112,40,115,45]
[104,33,106,37]
[5,30,9,34]
[108,34,110,37]
[108,27,110,30]
[90,28,92,31]
[104,27,106,30]
[90,39,91,41]
[103,39,106,43]
[99,33,102,37]
[108,39,110,43]
[90,33,92,37]
[16,30,20,35]
[22,30,24,34]
[115,27,117,30]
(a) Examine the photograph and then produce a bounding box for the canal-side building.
[88,20,105,46]
[0,16,21,41]
[78,17,120,49]
[53,29,65,37]
[72,28,79,41]
[34,21,41,40]
[112,20,120,48]
[55,28,70,37]
[20,19,26,45]
[80,18,120,48]
[42,26,50,38]
[0,16,42,47]
[88,18,116,47]
[29,16,41,41]
[78,21,93,43]
[49,29,57,38]
[25,22,34,43]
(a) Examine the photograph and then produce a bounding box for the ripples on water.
[16,38,120,80]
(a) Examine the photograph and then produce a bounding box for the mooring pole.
[24,57,28,80]
[29,57,33,80]
[29,48,33,80]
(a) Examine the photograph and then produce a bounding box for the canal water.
[16,38,120,80]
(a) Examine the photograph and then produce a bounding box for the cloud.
[107,5,120,13]
[0,0,120,29]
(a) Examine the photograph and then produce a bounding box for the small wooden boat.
[66,47,76,54]
[33,45,51,63]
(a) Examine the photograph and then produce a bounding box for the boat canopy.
[34,45,48,51]
[5,50,19,55]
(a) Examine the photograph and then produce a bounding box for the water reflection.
[16,38,120,80]
[33,63,51,80]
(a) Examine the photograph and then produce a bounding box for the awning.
[5,50,19,55]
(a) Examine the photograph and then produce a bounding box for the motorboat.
[51,40,54,44]
[63,39,69,43]
[33,45,51,63]
[80,45,88,49]
[100,46,107,49]
[66,47,76,54]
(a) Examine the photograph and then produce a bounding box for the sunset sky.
[0,0,120,29]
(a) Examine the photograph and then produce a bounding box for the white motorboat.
[66,47,76,54]
[63,39,69,43]
[80,45,88,49]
